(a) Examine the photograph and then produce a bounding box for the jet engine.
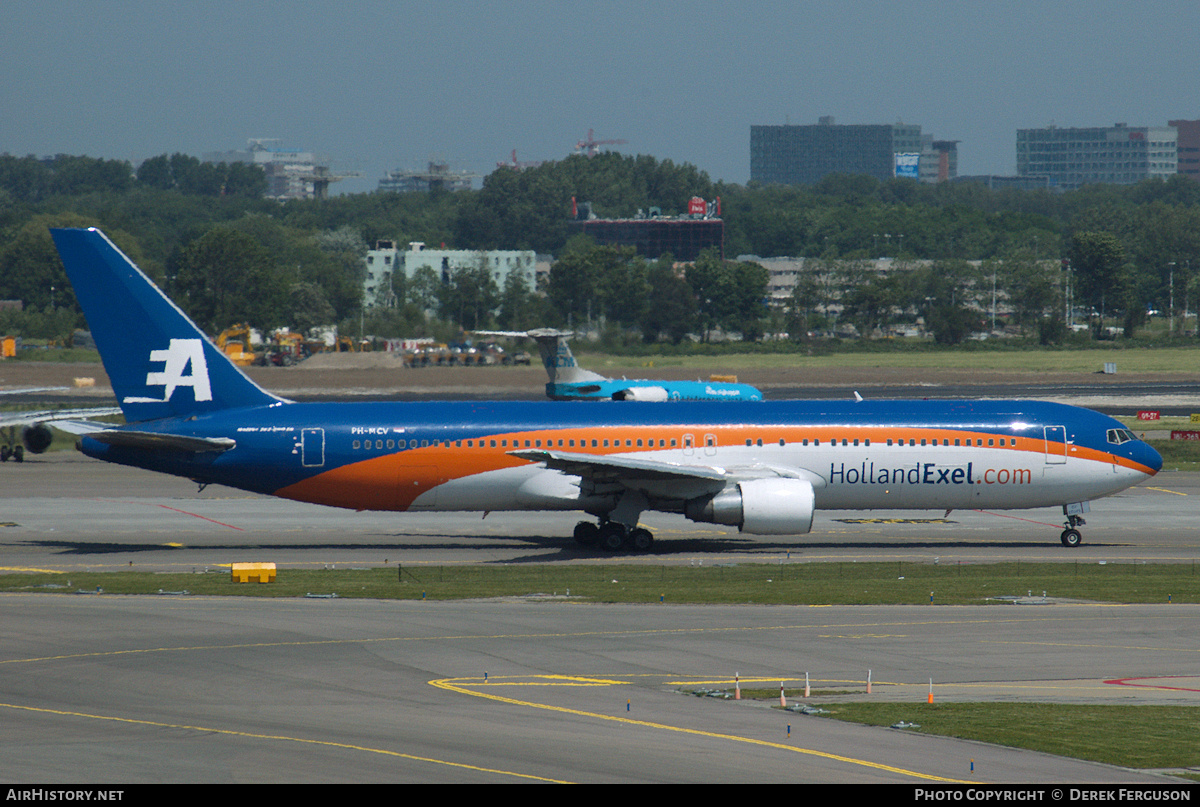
[684,478,815,535]
[22,423,54,454]
[612,386,669,402]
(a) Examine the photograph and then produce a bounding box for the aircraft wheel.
[573,521,598,546]
[0,446,9,462]
[629,528,654,552]
[13,445,23,462]
[1060,528,1082,547]
[599,523,627,552]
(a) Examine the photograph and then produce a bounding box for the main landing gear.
[573,520,654,552]
[1060,514,1086,547]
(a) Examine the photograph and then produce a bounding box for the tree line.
[3,149,1200,346]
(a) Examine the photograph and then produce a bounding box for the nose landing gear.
[1060,514,1085,547]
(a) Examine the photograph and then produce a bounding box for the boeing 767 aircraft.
[49,228,1161,551]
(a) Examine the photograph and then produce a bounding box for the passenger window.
[352,440,360,449]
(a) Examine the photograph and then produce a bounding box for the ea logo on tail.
[124,338,213,404]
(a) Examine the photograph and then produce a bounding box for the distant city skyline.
[4,0,1199,195]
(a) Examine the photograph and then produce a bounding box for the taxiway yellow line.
[0,700,566,783]
[431,675,969,783]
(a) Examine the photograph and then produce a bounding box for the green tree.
[437,259,499,330]
[1068,231,1138,336]
[685,250,768,340]
[0,214,153,316]
[288,282,336,335]
[171,227,285,333]
[640,255,696,343]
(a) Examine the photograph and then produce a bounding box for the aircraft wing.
[0,407,123,428]
[509,448,827,498]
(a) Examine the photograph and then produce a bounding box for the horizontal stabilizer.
[88,430,236,453]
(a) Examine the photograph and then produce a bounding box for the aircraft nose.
[1133,440,1163,474]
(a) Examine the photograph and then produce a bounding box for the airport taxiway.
[0,594,1192,783]
[1,449,1197,782]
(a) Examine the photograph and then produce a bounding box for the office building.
[364,241,537,308]
[750,117,924,185]
[1168,119,1200,181]
[1016,124,1178,189]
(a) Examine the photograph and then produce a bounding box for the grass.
[685,693,1200,770]
[808,703,1200,770]
[3,561,1198,604]
[1148,439,1200,472]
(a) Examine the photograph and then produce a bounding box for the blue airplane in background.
[49,227,1160,551]
[477,329,764,401]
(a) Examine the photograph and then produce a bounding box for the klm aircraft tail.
[473,329,606,384]
[51,228,284,423]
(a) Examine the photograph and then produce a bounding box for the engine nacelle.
[612,386,669,402]
[685,478,815,535]
[22,423,54,454]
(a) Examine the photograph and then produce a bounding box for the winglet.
[50,227,284,422]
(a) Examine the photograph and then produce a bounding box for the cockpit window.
[1106,428,1137,445]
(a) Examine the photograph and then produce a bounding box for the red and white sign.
[1137,410,1160,421]
[1171,430,1200,441]
[688,197,707,216]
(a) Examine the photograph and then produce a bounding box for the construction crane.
[573,129,628,157]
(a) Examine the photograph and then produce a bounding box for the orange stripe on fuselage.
[273,424,1147,511]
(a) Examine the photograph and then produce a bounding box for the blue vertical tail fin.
[51,227,284,423]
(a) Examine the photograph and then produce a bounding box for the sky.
[4,0,1200,196]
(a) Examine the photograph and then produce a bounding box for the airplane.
[475,328,764,401]
[49,227,1161,551]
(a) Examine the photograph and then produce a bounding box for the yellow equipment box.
[231,562,276,583]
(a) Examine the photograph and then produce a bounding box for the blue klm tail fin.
[51,227,284,423]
